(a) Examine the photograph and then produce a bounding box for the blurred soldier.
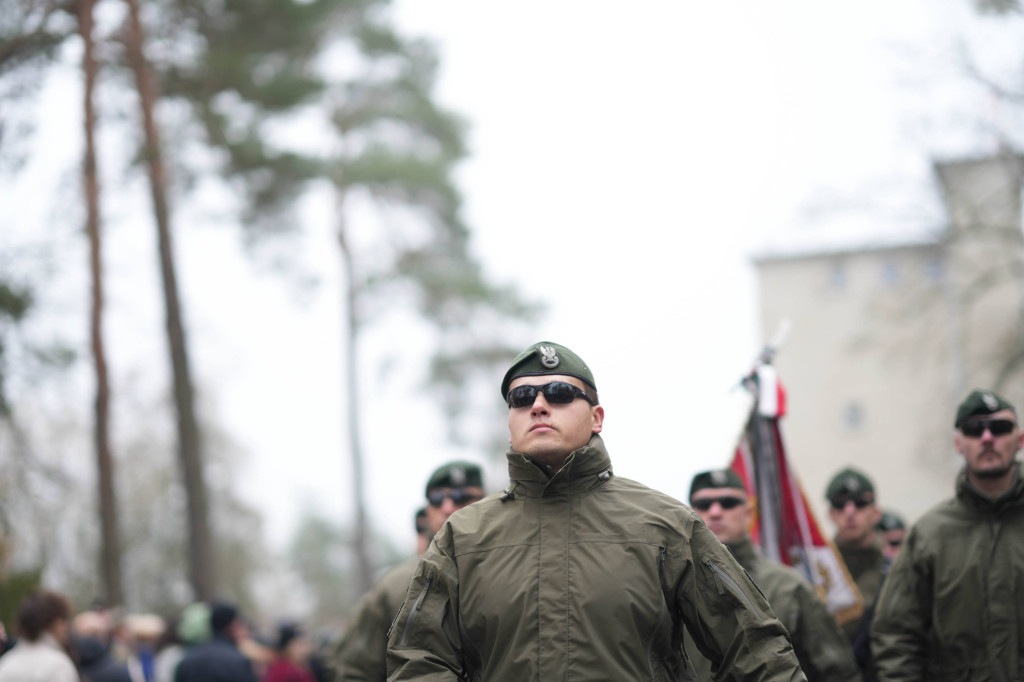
[0,589,77,682]
[686,469,861,682]
[330,462,484,681]
[826,466,885,680]
[387,341,805,680]
[873,389,1024,681]
[413,507,429,556]
[72,609,132,682]
[875,510,906,567]
[175,602,256,682]
[825,468,885,636]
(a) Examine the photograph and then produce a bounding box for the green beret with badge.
[689,469,746,500]
[825,467,875,500]
[955,389,1016,428]
[876,510,905,532]
[500,341,597,400]
[425,461,483,495]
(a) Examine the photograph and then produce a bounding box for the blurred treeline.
[0,0,540,628]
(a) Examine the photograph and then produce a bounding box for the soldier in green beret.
[686,469,861,682]
[330,461,484,682]
[875,510,906,566]
[388,341,807,681]
[873,389,1024,681]
[824,466,886,643]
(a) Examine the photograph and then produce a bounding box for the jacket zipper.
[702,558,762,622]
[400,577,433,646]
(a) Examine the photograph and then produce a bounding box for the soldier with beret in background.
[387,341,806,681]
[875,511,906,569]
[872,389,1024,681]
[686,469,861,682]
[330,462,484,681]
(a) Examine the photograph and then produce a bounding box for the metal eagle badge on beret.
[711,470,728,487]
[538,345,560,368]
[845,475,861,493]
[449,466,466,486]
[983,392,999,411]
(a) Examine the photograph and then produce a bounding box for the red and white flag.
[730,362,863,624]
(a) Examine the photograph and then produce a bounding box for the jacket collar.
[506,434,613,498]
[957,461,1024,513]
[725,535,759,571]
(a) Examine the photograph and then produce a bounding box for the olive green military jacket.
[331,556,418,681]
[871,464,1024,682]
[386,435,806,681]
[835,541,885,645]
[686,537,861,682]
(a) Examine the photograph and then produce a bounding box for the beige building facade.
[755,154,1024,527]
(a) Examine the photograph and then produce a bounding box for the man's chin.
[974,464,1013,479]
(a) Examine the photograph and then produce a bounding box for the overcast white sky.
[2,0,1019,560]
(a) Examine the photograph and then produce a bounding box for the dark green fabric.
[689,468,746,499]
[424,461,483,494]
[330,556,419,682]
[876,510,905,532]
[500,341,596,398]
[387,435,807,681]
[872,464,1024,681]
[836,542,886,643]
[825,467,875,499]
[686,537,861,682]
[955,388,1016,427]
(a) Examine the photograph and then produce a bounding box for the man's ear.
[591,406,605,434]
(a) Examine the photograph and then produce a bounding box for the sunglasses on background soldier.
[427,489,482,508]
[691,496,746,512]
[960,418,1016,438]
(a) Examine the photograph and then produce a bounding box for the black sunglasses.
[691,496,745,512]
[506,381,596,409]
[960,418,1016,438]
[829,496,873,511]
[886,538,904,548]
[426,489,482,508]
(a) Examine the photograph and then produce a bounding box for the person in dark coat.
[174,603,255,682]
[75,633,132,682]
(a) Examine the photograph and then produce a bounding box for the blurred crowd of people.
[0,593,329,682]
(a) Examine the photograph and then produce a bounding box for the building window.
[881,261,899,286]
[843,402,864,430]
[830,262,847,290]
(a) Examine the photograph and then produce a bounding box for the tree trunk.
[122,0,215,601]
[337,213,373,595]
[79,0,124,609]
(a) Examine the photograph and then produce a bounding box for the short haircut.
[16,589,72,642]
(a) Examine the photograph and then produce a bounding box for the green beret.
[955,389,1016,428]
[500,341,597,399]
[425,461,483,495]
[825,467,875,500]
[689,469,746,500]
[876,510,905,532]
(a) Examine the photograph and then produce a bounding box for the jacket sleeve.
[330,583,392,681]
[674,521,807,682]
[871,527,931,682]
[386,527,464,681]
[784,576,862,682]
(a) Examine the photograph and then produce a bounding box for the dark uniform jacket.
[330,556,418,681]
[386,435,806,681]
[175,636,256,682]
[686,537,861,682]
[871,464,1024,682]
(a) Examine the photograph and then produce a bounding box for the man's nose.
[530,393,550,414]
